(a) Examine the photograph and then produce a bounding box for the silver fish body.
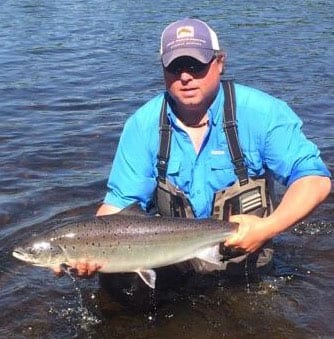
[12,212,237,288]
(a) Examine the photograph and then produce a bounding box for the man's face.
[163,55,224,113]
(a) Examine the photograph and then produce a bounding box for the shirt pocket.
[166,158,192,192]
[167,159,181,176]
[209,155,235,190]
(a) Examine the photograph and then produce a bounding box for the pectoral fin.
[135,269,157,289]
[193,245,224,272]
[196,245,223,264]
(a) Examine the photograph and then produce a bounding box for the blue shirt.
[104,83,330,217]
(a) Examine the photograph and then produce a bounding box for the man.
[68,18,331,276]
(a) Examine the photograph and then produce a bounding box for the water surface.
[0,0,333,338]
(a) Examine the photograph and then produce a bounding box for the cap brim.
[162,48,215,67]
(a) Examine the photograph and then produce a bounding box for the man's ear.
[216,52,226,75]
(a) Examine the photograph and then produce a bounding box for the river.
[0,0,333,338]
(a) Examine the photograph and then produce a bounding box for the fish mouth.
[12,247,35,264]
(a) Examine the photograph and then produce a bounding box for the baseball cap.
[160,18,220,67]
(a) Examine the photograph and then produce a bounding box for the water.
[0,0,333,337]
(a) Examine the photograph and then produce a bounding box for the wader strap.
[222,80,249,186]
[157,97,170,183]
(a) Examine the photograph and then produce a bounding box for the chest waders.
[155,80,276,275]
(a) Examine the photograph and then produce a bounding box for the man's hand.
[224,214,273,253]
[224,176,331,254]
[53,260,102,277]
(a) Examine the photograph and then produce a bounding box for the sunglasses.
[165,57,215,75]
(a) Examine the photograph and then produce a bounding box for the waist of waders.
[155,175,275,220]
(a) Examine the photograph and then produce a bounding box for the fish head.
[12,240,67,269]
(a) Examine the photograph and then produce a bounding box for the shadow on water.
[86,266,313,338]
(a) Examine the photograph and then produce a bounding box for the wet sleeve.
[103,114,157,209]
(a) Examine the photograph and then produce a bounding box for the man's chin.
[178,98,203,110]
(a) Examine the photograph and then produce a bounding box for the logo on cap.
[176,26,194,39]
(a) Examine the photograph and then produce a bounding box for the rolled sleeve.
[263,101,331,186]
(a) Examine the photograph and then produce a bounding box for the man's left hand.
[224,214,272,253]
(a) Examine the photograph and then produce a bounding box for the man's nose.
[179,70,193,82]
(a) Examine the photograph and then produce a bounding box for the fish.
[12,206,237,289]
